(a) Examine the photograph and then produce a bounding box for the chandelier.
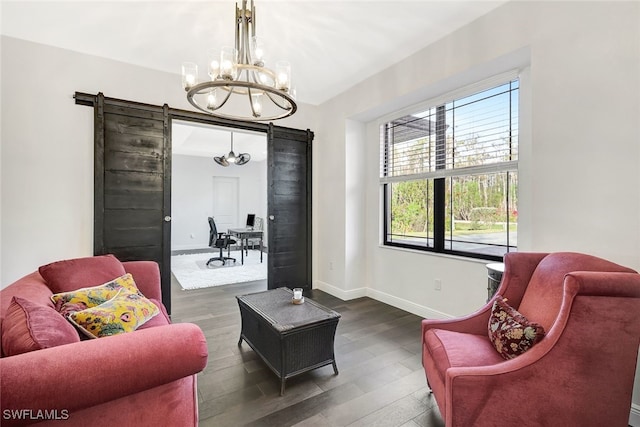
[214,132,251,166]
[181,0,297,122]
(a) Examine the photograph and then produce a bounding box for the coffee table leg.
[238,336,243,346]
[280,378,286,396]
[332,361,339,375]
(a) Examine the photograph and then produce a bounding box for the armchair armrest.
[1,323,208,424]
[122,260,161,301]
[422,306,494,336]
[566,271,640,298]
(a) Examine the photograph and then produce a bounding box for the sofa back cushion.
[518,252,636,331]
[39,254,126,294]
[1,297,80,356]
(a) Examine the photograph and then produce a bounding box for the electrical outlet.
[190,233,195,239]
[434,279,442,291]
[329,261,334,270]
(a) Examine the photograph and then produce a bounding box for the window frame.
[379,71,520,262]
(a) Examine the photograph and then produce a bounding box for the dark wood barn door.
[267,125,312,291]
[77,93,313,313]
[78,93,173,312]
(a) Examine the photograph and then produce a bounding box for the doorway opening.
[169,120,268,291]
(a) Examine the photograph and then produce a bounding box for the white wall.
[312,0,640,418]
[171,154,267,251]
[0,35,316,287]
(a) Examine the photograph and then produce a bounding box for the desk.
[228,228,263,265]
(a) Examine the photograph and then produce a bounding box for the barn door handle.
[164,216,172,222]
[268,215,275,221]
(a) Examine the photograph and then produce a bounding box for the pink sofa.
[0,256,208,426]
[422,252,640,427]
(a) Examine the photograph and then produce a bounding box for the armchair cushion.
[424,329,503,384]
[2,297,80,356]
[488,295,545,359]
[39,254,126,294]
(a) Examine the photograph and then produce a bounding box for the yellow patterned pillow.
[51,273,141,315]
[68,289,159,339]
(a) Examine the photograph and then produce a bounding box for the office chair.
[206,217,236,266]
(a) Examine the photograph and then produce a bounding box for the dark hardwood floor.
[170,276,445,427]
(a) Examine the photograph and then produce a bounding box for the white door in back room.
[212,177,239,236]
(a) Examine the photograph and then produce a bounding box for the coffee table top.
[236,287,340,332]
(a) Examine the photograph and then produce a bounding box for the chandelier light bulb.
[181,62,198,91]
[206,90,217,110]
[275,60,291,91]
[252,36,265,66]
[209,60,219,80]
[251,94,263,117]
[277,73,288,87]
[220,46,237,80]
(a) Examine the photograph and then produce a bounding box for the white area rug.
[171,251,267,290]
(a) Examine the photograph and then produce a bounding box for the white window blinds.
[381,80,519,183]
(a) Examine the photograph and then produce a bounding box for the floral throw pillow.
[488,295,545,360]
[50,273,141,316]
[68,289,159,339]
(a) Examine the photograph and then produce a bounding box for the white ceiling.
[172,121,267,159]
[1,0,507,157]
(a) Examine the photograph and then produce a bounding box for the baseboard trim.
[313,280,452,320]
[314,280,367,300]
[365,288,453,320]
[630,403,640,427]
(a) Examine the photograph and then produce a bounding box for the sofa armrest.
[122,261,161,301]
[1,323,208,424]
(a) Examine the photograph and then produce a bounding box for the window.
[380,78,518,260]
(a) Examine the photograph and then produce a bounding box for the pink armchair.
[422,252,640,427]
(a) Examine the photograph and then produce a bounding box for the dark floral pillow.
[488,295,545,360]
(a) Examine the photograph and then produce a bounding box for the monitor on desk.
[246,214,256,229]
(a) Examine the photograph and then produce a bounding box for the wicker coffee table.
[236,287,341,395]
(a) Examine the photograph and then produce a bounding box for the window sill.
[378,243,502,265]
